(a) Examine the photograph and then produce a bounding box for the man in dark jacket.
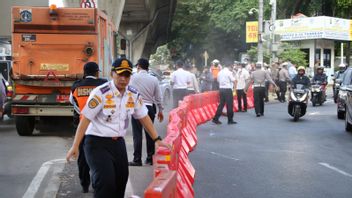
[69,62,107,193]
[292,66,311,89]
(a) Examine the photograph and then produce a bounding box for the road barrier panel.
[144,171,177,198]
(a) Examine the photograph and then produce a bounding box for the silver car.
[149,69,172,108]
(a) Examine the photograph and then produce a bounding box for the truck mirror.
[120,39,126,50]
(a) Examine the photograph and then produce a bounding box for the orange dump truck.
[11,5,119,135]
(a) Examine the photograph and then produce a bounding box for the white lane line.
[125,178,136,198]
[319,162,352,178]
[210,151,240,161]
[23,159,65,198]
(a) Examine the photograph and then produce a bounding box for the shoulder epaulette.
[128,86,138,94]
[100,84,110,94]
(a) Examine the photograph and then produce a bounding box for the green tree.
[149,45,172,68]
[277,43,307,66]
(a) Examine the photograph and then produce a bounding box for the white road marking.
[23,159,65,198]
[125,178,136,198]
[210,151,240,161]
[319,162,352,178]
[309,112,319,115]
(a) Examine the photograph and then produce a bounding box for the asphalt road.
[190,98,352,198]
[0,117,71,198]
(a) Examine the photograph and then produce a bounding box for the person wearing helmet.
[312,66,327,100]
[291,66,310,89]
[245,62,277,117]
[333,63,347,102]
[210,59,222,90]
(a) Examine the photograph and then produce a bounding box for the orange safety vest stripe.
[72,85,96,120]
[211,66,220,78]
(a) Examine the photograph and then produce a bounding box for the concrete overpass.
[0,0,176,62]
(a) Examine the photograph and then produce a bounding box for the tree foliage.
[149,45,172,68]
[166,0,351,66]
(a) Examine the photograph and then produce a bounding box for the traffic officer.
[66,58,170,198]
[278,62,291,102]
[246,62,277,117]
[212,63,237,125]
[170,60,192,108]
[129,58,164,166]
[235,63,250,112]
[69,62,107,193]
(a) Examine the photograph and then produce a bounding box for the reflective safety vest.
[210,65,221,79]
[73,86,97,120]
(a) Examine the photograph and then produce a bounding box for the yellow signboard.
[350,20,352,40]
[40,63,69,71]
[246,21,258,43]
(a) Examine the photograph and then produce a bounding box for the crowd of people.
[170,58,339,120]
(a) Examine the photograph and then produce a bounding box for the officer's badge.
[138,97,143,106]
[105,94,115,105]
[88,98,99,109]
[126,96,135,108]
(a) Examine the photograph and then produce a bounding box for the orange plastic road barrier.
[176,174,194,198]
[144,171,177,198]
[181,126,196,152]
[179,148,195,185]
[186,113,197,133]
[247,96,254,108]
[190,109,202,125]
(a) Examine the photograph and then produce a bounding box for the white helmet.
[212,59,220,64]
[339,63,346,68]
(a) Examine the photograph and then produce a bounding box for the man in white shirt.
[212,64,237,125]
[170,60,192,108]
[235,63,250,112]
[185,64,200,94]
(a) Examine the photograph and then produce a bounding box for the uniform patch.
[138,97,143,106]
[94,95,102,103]
[126,96,135,108]
[88,98,99,109]
[127,86,138,94]
[104,105,116,109]
[100,85,110,94]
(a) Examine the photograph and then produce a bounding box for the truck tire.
[15,116,35,136]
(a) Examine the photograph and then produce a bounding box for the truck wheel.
[15,116,35,136]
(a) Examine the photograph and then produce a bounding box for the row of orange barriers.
[144,88,254,197]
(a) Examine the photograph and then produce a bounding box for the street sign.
[81,0,96,8]
[246,21,258,43]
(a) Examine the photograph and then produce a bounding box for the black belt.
[86,135,123,141]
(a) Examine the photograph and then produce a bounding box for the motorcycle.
[311,80,326,106]
[288,84,309,122]
[333,78,343,103]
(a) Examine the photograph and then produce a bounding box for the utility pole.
[270,0,276,65]
[258,0,264,64]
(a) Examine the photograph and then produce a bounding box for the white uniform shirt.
[235,68,250,90]
[171,68,192,89]
[187,71,200,93]
[217,67,235,89]
[82,81,148,137]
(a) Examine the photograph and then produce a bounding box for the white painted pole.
[258,0,264,63]
[341,43,344,65]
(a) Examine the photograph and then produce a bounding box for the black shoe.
[228,120,237,125]
[264,99,269,102]
[212,119,222,125]
[145,158,153,165]
[260,113,264,116]
[128,161,142,166]
[256,114,261,117]
[82,186,89,193]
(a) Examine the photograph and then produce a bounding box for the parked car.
[132,68,172,108]
[149,69,172,108]
[336,71,347,119]
[340,67,352,131]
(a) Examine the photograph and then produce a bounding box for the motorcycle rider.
[333,63,346,102]
[292,66,311,89]
[312,66,327,100]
